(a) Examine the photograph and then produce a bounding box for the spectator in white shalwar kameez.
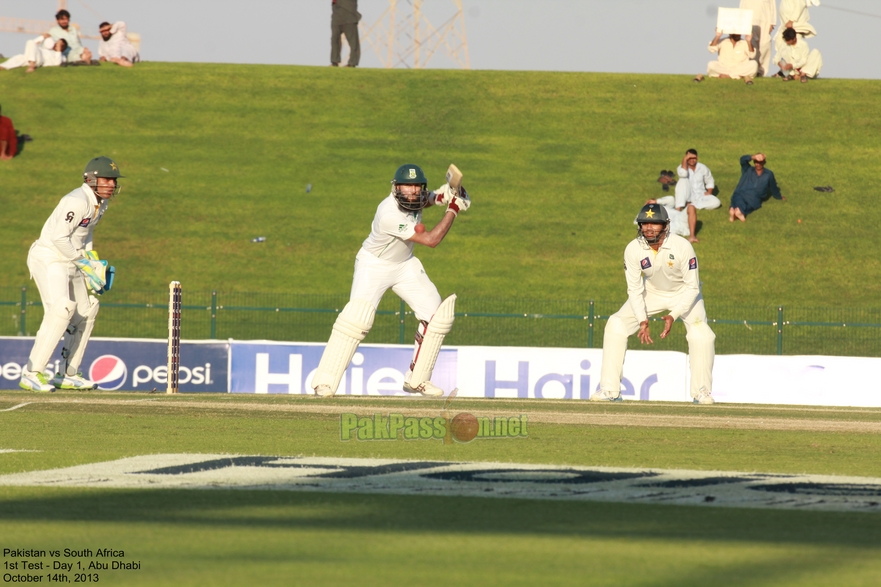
[98,22,139,67]
[0,35,67,73]
[774,0,818,69]
[777,27,822,82]
[702,31,758,83]
[740,0,777,76]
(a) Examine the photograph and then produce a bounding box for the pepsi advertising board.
[229,341,458,395]
[0,337,228,392]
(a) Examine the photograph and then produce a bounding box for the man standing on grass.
[311,164,469,398]
[729,153,783,222]
[19,157,123,392]
[739,0,776,76]
[330,0,361,67]
[591,203,716,405]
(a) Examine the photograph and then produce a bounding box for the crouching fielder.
[19,157,122,392]
[591,203,716,404]
[312,163,470,398]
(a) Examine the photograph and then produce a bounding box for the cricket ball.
[415,223,425,234]
[451,412,479,443]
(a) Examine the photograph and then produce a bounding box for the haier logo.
[230,343,456,395]
[90,355,128,390]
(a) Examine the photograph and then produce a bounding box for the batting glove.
[447,189,471,216]
[433,183,453,206]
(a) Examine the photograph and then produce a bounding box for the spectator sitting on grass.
[729,153,784,222]
[49,9,92,63]
[0,104,19,160]
[696,29,757,85]
[0,36,67,73]
[98,21,139,67]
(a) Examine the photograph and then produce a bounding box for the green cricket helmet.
[83,156,123,198]
[391,164,429,212]
[635,203,670,246]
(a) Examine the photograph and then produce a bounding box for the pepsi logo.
[90,355,128,390]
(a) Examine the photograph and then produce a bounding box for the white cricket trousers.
[26,243,93,371]
[600,293,716,399]
[350,248,442,322]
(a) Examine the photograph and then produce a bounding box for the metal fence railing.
[2,286,880,357]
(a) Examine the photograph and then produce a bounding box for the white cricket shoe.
[19,371,55,393]
[51,373,98,390]
[403,371,444,397]
[693,393,715,405]
[589,390,623,402]
[313,384,335,398]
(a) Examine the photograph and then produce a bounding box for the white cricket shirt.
[34,185,108,261]
[360,193,421,263]
[623,233,702,322]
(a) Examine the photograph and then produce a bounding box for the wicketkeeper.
[312,163,470,397]
[19,156,122,392]
[591,203,716,404]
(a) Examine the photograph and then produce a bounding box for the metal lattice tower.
[360,0,470,69]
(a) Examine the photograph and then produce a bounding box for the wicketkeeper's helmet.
[636,203,670,246]
[391,164,429,212]
[83,156,123,197]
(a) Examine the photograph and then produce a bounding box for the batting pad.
[312,299,376,394]
[27,299,76,373]
[62,296,100,376]
[408,294,456,387]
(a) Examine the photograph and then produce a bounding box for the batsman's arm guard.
[311,299,376,396]
[407,294,456,389]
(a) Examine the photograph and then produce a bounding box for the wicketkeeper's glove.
[84,250,115,293]
[74,256,106,293]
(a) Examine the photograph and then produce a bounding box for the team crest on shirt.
[689,257,698,270]
[640,257,651,270]
[78,218,91,227]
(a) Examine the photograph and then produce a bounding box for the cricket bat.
[446,164,463,194]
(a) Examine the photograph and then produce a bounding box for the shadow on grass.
[1,487,879,547]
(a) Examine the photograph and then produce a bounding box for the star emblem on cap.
[645,207,655,218]
[110,162,118,170]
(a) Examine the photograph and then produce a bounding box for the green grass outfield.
[2,63,880,307]
[1,391,880,586]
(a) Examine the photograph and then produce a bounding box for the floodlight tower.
[360,0,470,69]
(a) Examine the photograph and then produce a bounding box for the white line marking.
[0,403,31,412]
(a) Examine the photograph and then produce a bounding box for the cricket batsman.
[591,203,716,404]
[312,163,470,397]
[19,157,122,392]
